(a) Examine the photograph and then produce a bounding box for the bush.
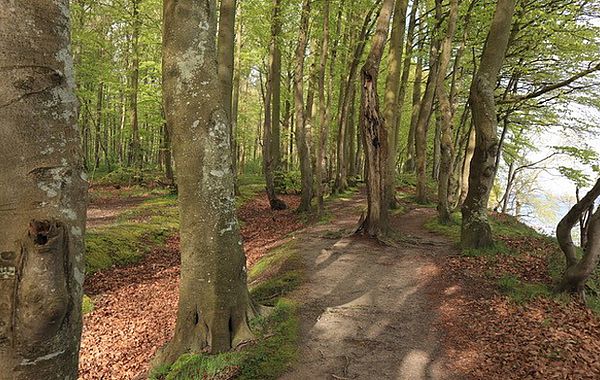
[274,170,301,194]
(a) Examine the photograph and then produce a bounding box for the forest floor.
[79,184,600,380]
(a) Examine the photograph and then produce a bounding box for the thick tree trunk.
[294,0,313,213]
[461,0,517,249]
[383,0,409,210]
[357,0,395,237]
[0,2,88,378]
[435,0,459,224]
[156,0,255,364]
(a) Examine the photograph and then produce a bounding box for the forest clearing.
[1,0,600,379]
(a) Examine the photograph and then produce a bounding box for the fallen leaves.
[79,192,304,379]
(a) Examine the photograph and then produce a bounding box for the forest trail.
[281,195,459,380]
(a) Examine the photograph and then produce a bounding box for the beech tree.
[461,0,517,248]
[0,1,87,378]
[155,0,255,364]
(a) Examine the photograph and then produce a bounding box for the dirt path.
[280,197,459,380]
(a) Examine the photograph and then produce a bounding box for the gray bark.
[0,1,88,378]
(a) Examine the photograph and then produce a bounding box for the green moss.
[497,275,552,304]
[251,271,303,305]
[248,241,299,282]
[85,195,179,274]
[82,295,94,315]
[149,300,299,380]
[236,175,266,208]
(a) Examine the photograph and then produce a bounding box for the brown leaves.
[432,234,600,379]
[79,192,304,379]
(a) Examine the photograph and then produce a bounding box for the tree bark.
[129,0,142,168]
[556,179,600,294]
[270,0,283,170]
[357,0,395,237]
[334,4,377,193]
[0,1,88,378]
[404,41,423,173]
[383,0,409,210]
[294,0,314,213]
[435,0,459,224]
[315,0,330,213]
[156,0,256,364]
[414,14,441,202]
[461,0,517,249]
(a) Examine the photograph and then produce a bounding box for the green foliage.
[497,275,552,304]
[82,295,94,315]
[91,167,167,187]
[274,170,302,194]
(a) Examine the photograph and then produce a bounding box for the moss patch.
[151,239,303,380]
[85,195,179,274]
[150,300,299,380]
[82,294,94,315]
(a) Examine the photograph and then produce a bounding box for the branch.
[500,62,600,104]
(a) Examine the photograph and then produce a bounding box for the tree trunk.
[435,0,459,224]
[129,0,142,168]
[94,81,104,169]
[383,0,409,210]
[294,0,313,213]
[156,0,256,364]
[270,0,283,171]
[262,70,287,210]
[335,4,377,193]
[556,179,600,295]
[461,0,517,249]
[315,0,330,213]
[0,2,88,378]
[414,17,441,202]
[357,0,395,237]
[217,0,236,119]
[404,43,423,173]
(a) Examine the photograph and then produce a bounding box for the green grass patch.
[497,275,552,304]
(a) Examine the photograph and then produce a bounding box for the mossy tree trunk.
[461,0,516,249]
[156,0,255,365]
[315,0,330,213]
[0,1,88,378]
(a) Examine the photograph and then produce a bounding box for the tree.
[0,1,88,378]
[556,179,600,296]
[383,0,409,211]
[156,0,256,364]
[435,0,459,223]
[294,0,314,213]
[357,0,396,237]
[461,0,517,248]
